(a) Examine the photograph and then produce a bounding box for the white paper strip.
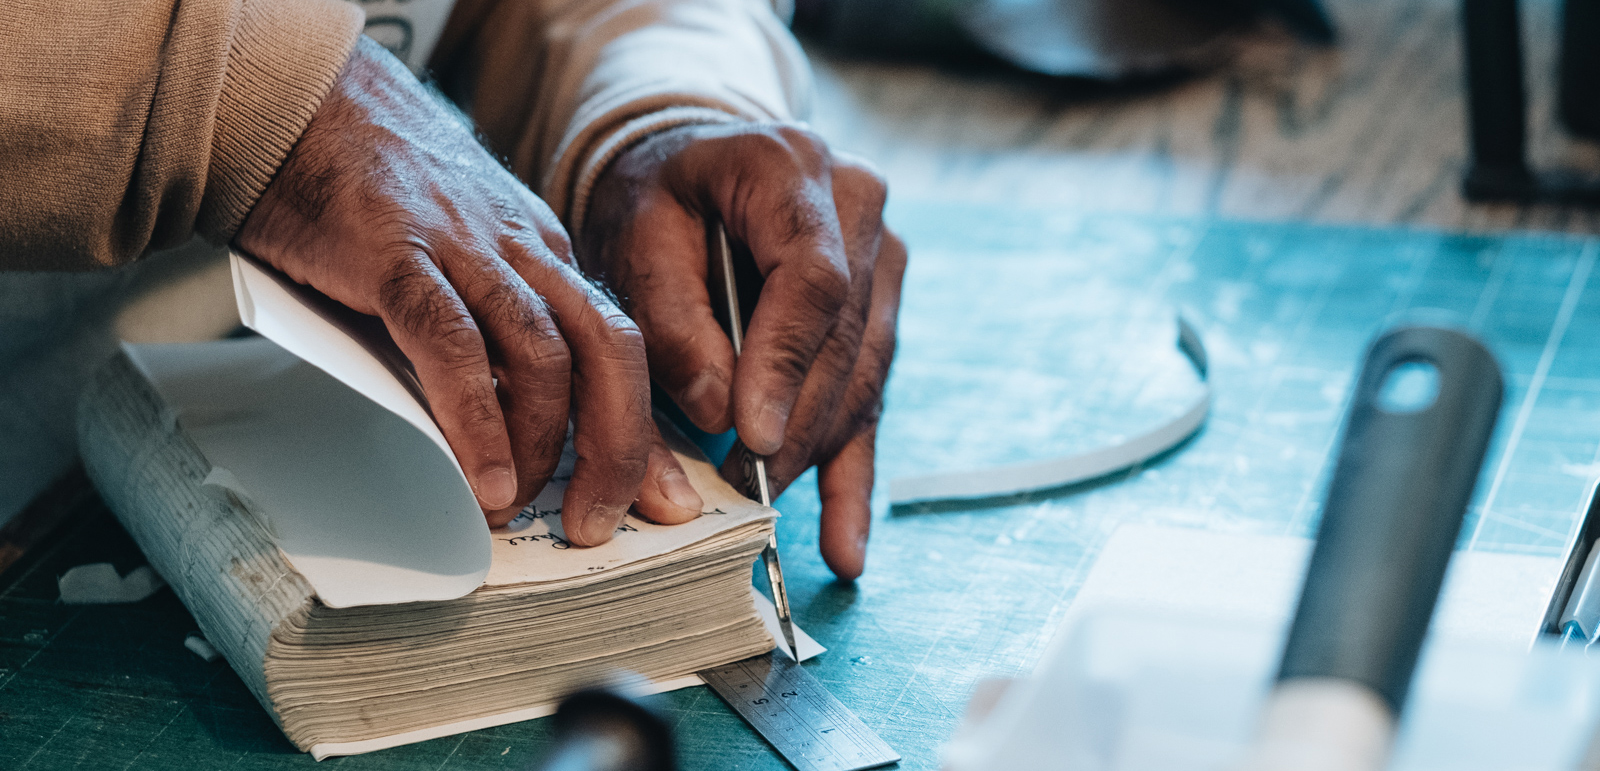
[889,317,1210,504]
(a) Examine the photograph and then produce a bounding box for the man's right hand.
[234,37,673,545]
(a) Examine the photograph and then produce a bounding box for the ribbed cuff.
[199,0,363,242]
[564,106,745,234]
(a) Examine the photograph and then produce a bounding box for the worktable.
[4,198,1600,769]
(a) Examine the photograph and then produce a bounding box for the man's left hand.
[580,122,906,581]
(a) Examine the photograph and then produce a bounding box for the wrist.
[567,107,745,233]
[201,0,363,244]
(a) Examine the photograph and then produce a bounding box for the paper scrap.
[184,633,221,662]
[58,563,165,604]
[889,316,1210,504]
[750,585,826,661]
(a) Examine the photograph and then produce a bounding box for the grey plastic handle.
[1275,326,1503,714]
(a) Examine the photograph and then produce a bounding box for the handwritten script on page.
[485,434,774,586]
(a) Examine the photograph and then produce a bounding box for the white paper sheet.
[230,254,449,468]
[128,338,491,607]
[1064,524,1560,648]
[944,526,1587,771]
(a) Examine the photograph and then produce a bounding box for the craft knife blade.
[709,222,798,659]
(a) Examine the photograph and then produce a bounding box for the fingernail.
[684,371,720,409]
[475,467,517,509]
[580,504,628,545]
[754,402,790,454]
[659,467,704,512]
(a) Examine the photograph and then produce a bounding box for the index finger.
[725,178,851,456]
[501,234,653,547]
[372,252,518,512]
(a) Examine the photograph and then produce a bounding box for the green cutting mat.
[5,202,1600,769]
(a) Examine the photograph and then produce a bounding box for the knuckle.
[773,187,838,248]
[378,254,468,339]
[881,229,909,269]
[794,257,851,316]
[772,124,830,163]
[834,159,889,209]
[595,310,648,367]
[763,337,815,387]
[433,321,489,373]
[740,124,830,177]
[472,279,575,381]
[618,439,652,475]
[460,385,503,429]
[479,280,547,336]
[476,280,527,327]
[576,432,652,484]
[525,334,574,377]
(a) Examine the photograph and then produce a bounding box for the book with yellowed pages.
[76,253,819,758]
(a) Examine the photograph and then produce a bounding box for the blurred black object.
[1559,0,1600,139]
[530,689,676,771]
[794,0,1335,79]
[1461,0,1600,204]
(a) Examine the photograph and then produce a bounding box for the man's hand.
[236,38,696,544]
[580,122,907,580]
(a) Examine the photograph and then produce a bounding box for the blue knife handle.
[1275,325,1503,714]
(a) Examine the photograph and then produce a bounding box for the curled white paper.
[889,316,1210,505]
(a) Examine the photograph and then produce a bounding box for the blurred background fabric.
[794,0,1336,78]
[0,241,238,530]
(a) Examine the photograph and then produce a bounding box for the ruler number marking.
[701,650,899,771]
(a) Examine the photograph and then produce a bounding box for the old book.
[75,255,806,758]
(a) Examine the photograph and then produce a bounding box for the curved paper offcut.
[888,317,1210,504]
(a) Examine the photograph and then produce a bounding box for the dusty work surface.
[5,201,1600,768]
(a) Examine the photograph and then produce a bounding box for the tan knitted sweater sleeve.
[430,0,812,233]
[0,0,364,270]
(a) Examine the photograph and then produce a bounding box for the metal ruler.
[700,650,900,771]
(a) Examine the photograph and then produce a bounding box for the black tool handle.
[530,689,676,771]
[1461,0,1536,198]
[1276,326,1503,714]
[1559,0,1600,138]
